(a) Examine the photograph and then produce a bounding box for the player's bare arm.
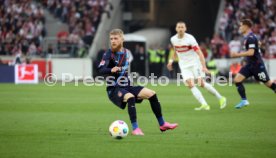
[167,47,177,71]
[195,48,210,74]
[230,49,254,58]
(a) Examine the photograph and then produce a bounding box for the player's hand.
[230,52,239,58]
[111,66,121,73]
[167,62,173,71]
[202,67,210,74]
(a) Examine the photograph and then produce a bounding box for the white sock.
[190,86,208,105]
[203,82,222,100]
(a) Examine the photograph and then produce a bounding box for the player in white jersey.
[167,21,227,110]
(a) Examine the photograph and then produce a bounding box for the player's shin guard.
[127,97,138,130]
[270,83,276,93]
[149,94,164,126]
[235,82,247,100]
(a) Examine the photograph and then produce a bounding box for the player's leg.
[137,87,178,132]
[137,88,163,125]
[264,80,276,93]
[252,66,276,93]
[234,72,249,109]
[107,87,143,135]
[185,78,210,110]
[198,78,227,109]
[182,67,209,110]
[123,92,144,135]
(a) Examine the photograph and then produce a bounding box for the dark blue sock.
[157,116,165,126]
[149,94,164,126]
[235,82,246,100]
[131,122,138,130]
[127,97,138,130]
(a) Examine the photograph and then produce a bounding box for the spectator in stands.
[230,62,242,77]
[40,0,108,57]
[28,42,38,56]
[148,45,159,76]
[68,30,84,57]
[229,35,241,53]
[166,44,179,79]
[219,13,229,40]
[132,45,146,76]
[269,39,276,58]
[211,33,225,58]
[44,43,55,57]
[199,42,209,59]
[207,56,219,76]
[219,42,230,58]
[56,29,70,55]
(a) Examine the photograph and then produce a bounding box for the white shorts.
[180,65,206,81]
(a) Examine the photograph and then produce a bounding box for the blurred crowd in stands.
[0,0,46,56]
[0,0,108,58]
[40,0,108,57]
[1,0,276,77]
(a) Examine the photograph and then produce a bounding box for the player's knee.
[234,78,240,84]
[188,84,194,89]
[264,80,272,87]
[144,89,156,99]
[234,74,245,83]
[124,93,135,100]
[186,83,194,89]
[149,90,156,97]
[185,80,194,89]
[198,80,205,87]
[234,76,240,83]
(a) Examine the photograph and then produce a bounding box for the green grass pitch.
[0,83,275,158]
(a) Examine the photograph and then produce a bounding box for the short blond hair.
[177,21,186,25]
[109,29,124,37]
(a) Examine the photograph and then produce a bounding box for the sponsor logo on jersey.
[175,45,192,53]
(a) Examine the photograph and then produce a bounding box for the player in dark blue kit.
[98,29,178,135]
[231,19,276,109]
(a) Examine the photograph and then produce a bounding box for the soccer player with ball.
[98,29,178,136]
[167,21,227,110]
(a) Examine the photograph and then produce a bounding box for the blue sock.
[127,97,138,130]
[157,116,165,126]
[132,122,138,130]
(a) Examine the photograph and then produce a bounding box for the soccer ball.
[109,120,129,139]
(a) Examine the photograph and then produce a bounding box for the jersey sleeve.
[190,35,199,51]
[97,52,112,75]
[170,37,174,45]
[246,37,257,49]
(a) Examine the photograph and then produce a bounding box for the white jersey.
[170,33,200,68]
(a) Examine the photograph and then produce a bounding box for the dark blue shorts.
[107,86,144,109]
[239,63,270,83]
